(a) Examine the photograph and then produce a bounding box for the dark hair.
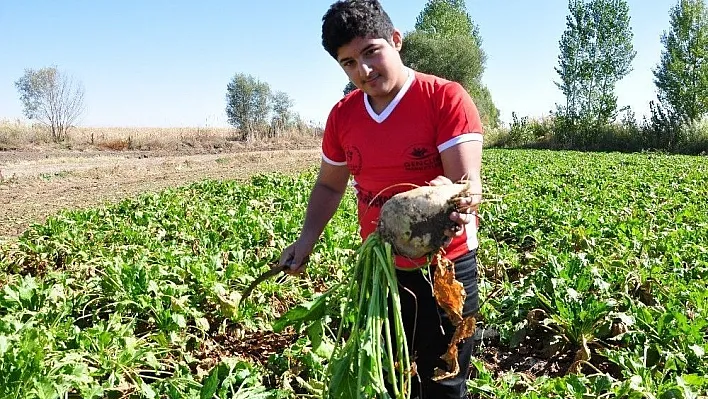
[321,0,395,60]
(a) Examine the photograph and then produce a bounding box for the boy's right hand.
[279,238,314,275]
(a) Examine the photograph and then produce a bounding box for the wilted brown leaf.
[431,252,478,381]
[432,254,465,326]
[433,315,477,381]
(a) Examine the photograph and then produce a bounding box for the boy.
[279,0,484,397]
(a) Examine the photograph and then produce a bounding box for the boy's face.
[336,29,405,100]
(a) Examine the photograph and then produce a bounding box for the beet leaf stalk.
[324,233,411,399]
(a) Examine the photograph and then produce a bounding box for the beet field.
[1,149,707,398]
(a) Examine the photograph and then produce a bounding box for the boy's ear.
[391,29,403,51]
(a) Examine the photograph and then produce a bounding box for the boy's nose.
[358,63,373,78]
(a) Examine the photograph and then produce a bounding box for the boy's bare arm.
[439,140,483,236]
[279,160,350,273]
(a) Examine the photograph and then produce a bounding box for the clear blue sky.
[0,1,674,128]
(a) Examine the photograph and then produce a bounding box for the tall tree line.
[553,0,708,148]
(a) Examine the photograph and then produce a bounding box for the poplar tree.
[555,0,636,128]
[653,0,708,124]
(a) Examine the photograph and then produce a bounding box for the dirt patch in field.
[210,328,299,365]
[0,146,321,239]
[470,325,624,397]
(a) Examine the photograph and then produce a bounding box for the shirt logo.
[345,145,362,175]
[403,143,441,171]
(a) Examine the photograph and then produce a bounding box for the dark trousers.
[389,250,479,399]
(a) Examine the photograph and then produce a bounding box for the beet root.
[376,183,470,259]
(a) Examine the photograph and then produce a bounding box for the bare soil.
[0,145,321,240]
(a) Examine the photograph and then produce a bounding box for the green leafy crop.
[1,149,707,398]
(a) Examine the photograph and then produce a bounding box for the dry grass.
[0,119,53,147]
[75,125,236,150]
[0,119,323,152]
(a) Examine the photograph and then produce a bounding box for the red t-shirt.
[322,69,484,269]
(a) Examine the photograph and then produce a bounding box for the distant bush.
[639,101,708,154]
[487,114,555,148]
[676,118,708,154]
[486,110,708,155]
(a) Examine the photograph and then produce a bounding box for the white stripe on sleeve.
[437,132,484,153]
[321,152,347,166]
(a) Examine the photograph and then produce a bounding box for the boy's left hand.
[428,175,480,244]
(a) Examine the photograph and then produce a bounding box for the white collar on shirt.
[364,67,415,124]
